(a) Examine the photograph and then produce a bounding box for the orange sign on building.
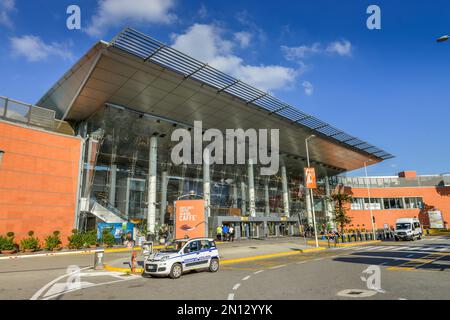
[174,200,207,239]
[304,167,317,189]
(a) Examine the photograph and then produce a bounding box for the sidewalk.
[103,237,324,273]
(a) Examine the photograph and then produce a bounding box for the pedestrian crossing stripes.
[331,244,450,254]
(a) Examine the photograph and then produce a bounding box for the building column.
[248,159,256,217]
[264,179,270,217]
[232,183,238,208]
[325,176,335,229]
[281,165,290,217]
[147,136,157,236]
[160,170,168,225]
[109,164,117,205]
[178,164,187,197]
[240,180,247,215]
[203,152,211,218]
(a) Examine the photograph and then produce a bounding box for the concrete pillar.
[109,164,117,205]
[160,170,168,225]
[248,159,256,217]
[203,152,211,218]
[178,164,187,197]
[232,184,238,208]
[264,179,270,217]
[325,176,335,229]
[281,165,290,217]
[147,136,157,235]
[240,180,246,215]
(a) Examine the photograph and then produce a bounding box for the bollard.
[94,250,104,270]
[131,250,137,273]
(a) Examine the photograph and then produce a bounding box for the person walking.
[216,225,222,241]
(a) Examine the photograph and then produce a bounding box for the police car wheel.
[209,259,219,272]
[169,263,183,279]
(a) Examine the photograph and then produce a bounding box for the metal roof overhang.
[37,28,393,175]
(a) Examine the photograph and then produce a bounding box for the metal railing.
[0,96,74,135]
[337,175,449,188]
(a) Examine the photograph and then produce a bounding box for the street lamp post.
[363,159,376,240]
[305,135,319,248]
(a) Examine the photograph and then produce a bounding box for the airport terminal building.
[0,28,393,243]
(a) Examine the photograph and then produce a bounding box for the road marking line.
[227,293,235,300]
[232,283,241,290]
[242,276,251,281]
[270,264,286,269]
[254,270,265,274]
[313,258,323,261]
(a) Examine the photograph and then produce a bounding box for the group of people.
[216,224,235,242]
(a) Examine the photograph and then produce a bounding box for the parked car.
[394,218,422,241]
[143,238,220,279]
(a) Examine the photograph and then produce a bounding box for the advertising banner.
[175,199,206,239]
[428,210,444,229]
[304,167,317,189]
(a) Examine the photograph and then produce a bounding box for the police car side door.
[181,240,202,270]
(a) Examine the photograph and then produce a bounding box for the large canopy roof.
[37,28,393,174]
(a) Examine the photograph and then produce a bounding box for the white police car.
[143,238,220,279]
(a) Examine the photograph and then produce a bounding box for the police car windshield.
[396,223,411,230]
[160,240,187,253]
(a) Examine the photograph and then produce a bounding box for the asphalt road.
[1,236,449,300]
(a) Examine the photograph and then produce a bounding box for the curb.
[102,247,326,274]
[306,240,381,248]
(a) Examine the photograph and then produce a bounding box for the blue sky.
[0,0,449,177]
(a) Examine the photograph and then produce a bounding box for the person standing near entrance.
[229,225,235,242]
[216,225,222,241]
[222,224,229,241]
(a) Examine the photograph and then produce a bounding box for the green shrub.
[83,230,98,247]
[101,229,115,247]
[20,231,40,251]
[1,232,17,251]
[45,231,62,251]
[68,229,84,249]
[0,235,6,251]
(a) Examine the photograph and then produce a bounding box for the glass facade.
[76,105,333,228]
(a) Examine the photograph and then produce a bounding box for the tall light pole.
[305,135,319,248]
[363,159,376,239]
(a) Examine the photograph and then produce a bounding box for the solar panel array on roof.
[109,28,394,160]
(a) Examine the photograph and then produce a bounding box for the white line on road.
[313,258,323,261]
[227,293,235,300]
[232,283,241,290]
[254,270,265,274]
[242,276,251,281]
[270,264,286,269]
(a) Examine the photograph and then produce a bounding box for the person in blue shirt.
[222,225,229,241]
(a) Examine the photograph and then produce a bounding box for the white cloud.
[85,0,177,37]
[0,0,16,28]
[171,24,297,92]
[10,35,74,62]
[326,40,352,57]
[234,31,252,48]
[302,81,314,96]
[197,4,207,19]
[282,39,353,62]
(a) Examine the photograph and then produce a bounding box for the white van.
[394,218,422,241]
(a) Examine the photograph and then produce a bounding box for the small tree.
[331,186,353,234]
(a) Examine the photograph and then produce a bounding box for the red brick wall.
[0,120,81,246]
[346,186,450,230]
